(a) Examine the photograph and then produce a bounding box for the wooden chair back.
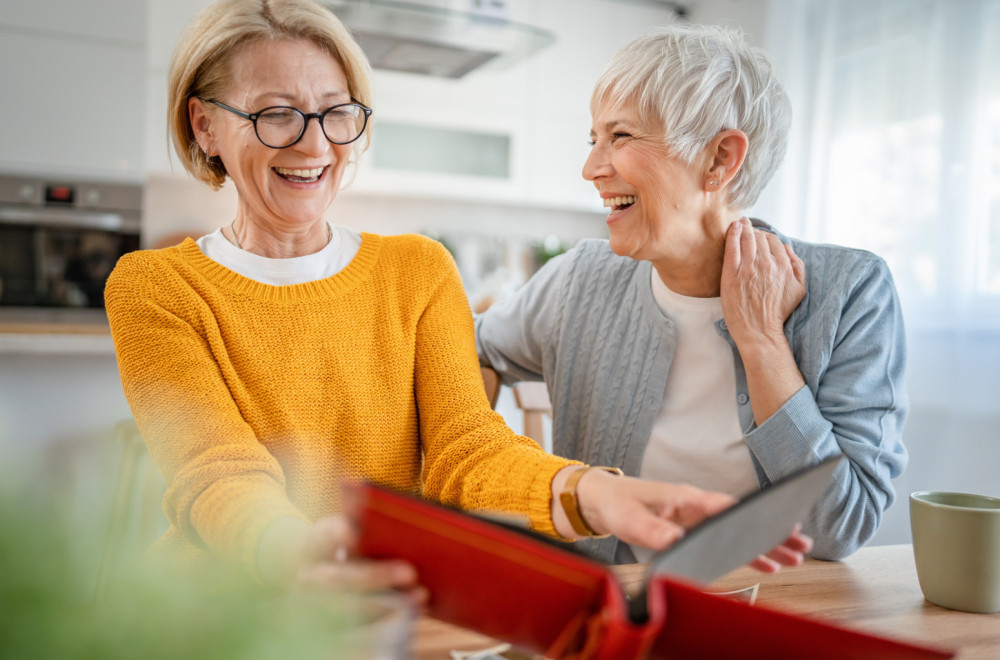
[512,381,552,446]
[480,366,501,409]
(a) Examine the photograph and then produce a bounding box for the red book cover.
[345,481,954,660]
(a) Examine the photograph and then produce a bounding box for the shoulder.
[752,220,893,293]
[104,244,204,331]
[792,239,893,296]
[374,233,452,266]
[556,238,644,282]
[570,238,631,266]
[755,224,901,336]
[365,233,461,295]
[106,244,189,295]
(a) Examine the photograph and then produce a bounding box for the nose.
[582,140,612,182]
[292,115,329,156]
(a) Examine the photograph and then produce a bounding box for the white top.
[631,268,758,563]
[195,223,362,285]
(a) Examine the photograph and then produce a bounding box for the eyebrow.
[251,91,351,107]
[589,119,633,139]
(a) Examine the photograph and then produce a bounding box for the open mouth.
[273,166,326,183]
[604,195,636,212]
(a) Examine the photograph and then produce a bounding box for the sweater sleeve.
[743,256,908,560]
[412,240,578,535]
[474,246,575,385]
[105,253,309,576]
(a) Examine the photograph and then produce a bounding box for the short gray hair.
[591,24,791,210]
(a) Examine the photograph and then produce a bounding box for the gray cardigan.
[475,221,908,563]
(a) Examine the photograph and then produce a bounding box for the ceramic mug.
[910,491,1000,613]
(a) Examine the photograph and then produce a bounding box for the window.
[786,0,1000,324]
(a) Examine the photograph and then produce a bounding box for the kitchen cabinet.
[0,0,147,180]
[351,0,679,211]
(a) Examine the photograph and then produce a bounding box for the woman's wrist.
[729,323,790,356]
[550,465,622,539]
[737,336,806,425]
[256,516,312,586]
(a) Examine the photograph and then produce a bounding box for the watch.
[559,466,624,537]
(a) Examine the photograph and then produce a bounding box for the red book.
[346,478,954,660]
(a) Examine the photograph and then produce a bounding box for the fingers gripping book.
[344,457,953,660]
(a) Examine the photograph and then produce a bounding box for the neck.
[651,212,745,297]
[230,218,331,258]
[652,252,724,297]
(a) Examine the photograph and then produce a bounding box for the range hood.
[326,0,556,78]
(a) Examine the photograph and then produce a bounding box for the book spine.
[576,580,661,660]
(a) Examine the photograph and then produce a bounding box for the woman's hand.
[555,467,811,571]
[720,217,805,349]
[748,524,813,572]
[564,467,734,550]
[720,217,808,424]
[257,515,427,604]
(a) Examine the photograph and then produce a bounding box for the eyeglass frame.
[205,98,373,149]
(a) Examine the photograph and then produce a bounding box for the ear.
[188,97,216,156]
[704,129,748,191]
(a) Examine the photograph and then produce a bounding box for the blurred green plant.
[0,477,410,660]
[533,236,567,269]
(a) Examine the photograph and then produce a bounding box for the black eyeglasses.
[206,99,373,148]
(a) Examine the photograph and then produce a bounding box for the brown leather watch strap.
[559,466,624,537]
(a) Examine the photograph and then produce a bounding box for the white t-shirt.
[630,268,758,563]
[195,223,362,285]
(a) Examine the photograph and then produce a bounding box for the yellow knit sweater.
[105,232,574,577]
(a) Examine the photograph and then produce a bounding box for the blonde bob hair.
[167,0,373,190]
[591,24,790,210]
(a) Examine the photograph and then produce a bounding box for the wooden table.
[411,544,1000,659]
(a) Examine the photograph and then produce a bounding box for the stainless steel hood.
[326,0,556,78]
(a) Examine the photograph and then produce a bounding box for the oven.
[0,175,142,309]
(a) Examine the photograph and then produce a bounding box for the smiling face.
[190,38,354,234]
[582,100,721,267]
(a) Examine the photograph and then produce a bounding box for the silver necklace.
[229,219,332,251]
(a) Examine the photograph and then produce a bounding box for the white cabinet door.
[0,1,146,179]
[0,0,145,41]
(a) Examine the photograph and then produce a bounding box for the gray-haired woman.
[476,24,908,563]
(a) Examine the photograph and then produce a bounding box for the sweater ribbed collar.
[175,232,383,302]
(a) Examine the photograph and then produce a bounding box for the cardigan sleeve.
[105,253,309,576]
[412,240,578,535]
[474,246,576,385]
[743,255,908,560]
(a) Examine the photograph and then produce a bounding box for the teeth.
[603,195,636,208]
[275,167,324,179]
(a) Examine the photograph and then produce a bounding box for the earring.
[708,179,720,186]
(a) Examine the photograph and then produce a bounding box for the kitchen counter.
[0,307,114,354]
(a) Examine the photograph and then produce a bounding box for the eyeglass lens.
[255,105,367,148]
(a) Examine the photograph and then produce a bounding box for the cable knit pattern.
[106,233,574,578]
[476,220,908,562]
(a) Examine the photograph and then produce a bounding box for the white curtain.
[759,0,1000,544]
